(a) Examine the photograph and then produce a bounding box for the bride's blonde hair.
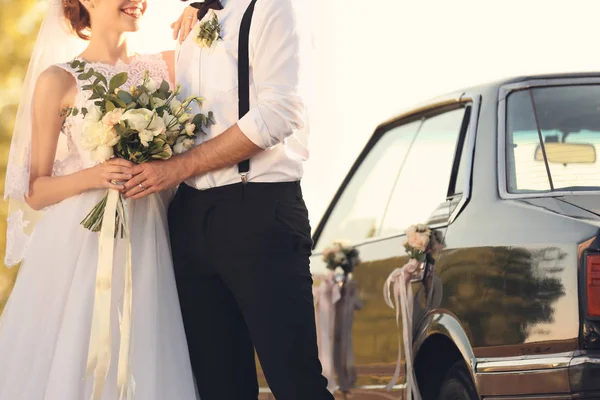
[63,0,91,40]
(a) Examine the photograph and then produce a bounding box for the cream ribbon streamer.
[383,259,422,400]
[86,189,134,400]
[313,275,341,393]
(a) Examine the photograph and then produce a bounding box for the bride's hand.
[172,6,198,44]
[88,158,135,191]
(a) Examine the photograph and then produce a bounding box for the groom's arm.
[124,0,305,199]
[124,125,261,199]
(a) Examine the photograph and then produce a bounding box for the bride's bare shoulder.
[36,65,76,93]
[34,66,77,109]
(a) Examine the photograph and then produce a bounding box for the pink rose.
[102,109,124,127]
[405,224,430,252]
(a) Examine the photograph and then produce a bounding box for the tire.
[436,360,479,400]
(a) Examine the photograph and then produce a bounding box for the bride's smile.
[120,1,147,21]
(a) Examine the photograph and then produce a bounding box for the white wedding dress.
[0,54,198,399]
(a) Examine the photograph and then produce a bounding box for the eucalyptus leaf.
[118,90,133,103]
[159,79,170,93]
[93,72,108,87]
[109,72,128,92]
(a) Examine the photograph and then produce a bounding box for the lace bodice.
[54,53,172,175]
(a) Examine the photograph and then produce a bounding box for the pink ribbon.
[383,259,422,400]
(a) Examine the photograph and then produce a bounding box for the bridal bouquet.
[66,59,214,233]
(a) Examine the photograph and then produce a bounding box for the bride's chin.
[121,21,143,33]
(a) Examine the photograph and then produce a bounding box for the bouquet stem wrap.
[86,188,134,400]
[383,259,423,400]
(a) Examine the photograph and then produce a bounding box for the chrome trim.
[484,395,572,400]
[477,354,574,373]
[258,384,407,393]
[414,312,478,379]
[570,355,600,367]
[497,78,600,200]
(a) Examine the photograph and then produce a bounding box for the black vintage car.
[307,73,600,400]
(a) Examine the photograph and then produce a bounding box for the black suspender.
[237,0,257,183]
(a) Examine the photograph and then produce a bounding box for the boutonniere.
[193,12,222,49]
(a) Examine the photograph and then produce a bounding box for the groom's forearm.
[176,123,263,180]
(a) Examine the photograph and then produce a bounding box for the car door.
[310,100,474,397]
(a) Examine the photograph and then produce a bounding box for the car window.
[315,120,420,250]
[506,86,600,193]
[379,108,467,237]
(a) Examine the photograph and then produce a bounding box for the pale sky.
[135,0,600,225]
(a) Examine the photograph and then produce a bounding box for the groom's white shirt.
[176,0,309,190]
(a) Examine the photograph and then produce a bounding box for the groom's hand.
[171,6,198,44]
[123,158,187,199]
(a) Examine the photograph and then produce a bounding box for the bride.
[0,0,199,398]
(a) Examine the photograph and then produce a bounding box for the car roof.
[378,72,600,129]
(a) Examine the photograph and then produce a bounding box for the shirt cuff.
[237,108,272,149]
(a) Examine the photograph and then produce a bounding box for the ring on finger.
[186,15,194,19]
[139,183,145,190]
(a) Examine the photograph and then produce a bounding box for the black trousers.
[168,181,333,400]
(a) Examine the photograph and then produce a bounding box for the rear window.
[506,85,600,193]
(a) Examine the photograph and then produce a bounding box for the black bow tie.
[189,0,224,21]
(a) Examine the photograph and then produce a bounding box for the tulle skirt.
[0,189,198,399]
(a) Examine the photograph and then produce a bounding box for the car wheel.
[436,360,478,400]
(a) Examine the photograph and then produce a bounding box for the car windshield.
[506,84,600,193]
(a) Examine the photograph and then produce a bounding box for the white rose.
[169,99,183,115]
[183,138,195,149]
[144,78,159,93]
[122,109,165,137]
[173,137,196,154]
[153,97,166,108]
[101,108,124,127]
[173,142,185,154]
[184,122,196,136]
[147,112,166,135]
[139,129,155,147]
[81,122,118,151]
[138,93,150,106]
[92,145,114,162]
[122,109,153,131]
[334,267,345,276]
[173,140,186,154]
[178,113,192,124]
[162,111,179,132]
[84,105,103,123]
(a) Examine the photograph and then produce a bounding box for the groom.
[123,0,333,399]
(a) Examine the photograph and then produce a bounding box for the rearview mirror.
[534,142,597,164]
